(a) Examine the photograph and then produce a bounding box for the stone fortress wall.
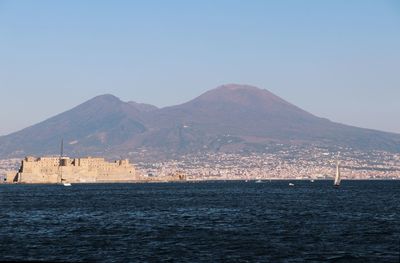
[6,156,143,183]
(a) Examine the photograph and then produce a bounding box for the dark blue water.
[1,181,399,262]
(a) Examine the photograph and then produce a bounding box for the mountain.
[0,84,399,159]
[141,84,400,153]
[127,101,158,112]
[146,84,325,137]
[0,94,147,157]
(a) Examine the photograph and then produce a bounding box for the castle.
[6,156,185,184]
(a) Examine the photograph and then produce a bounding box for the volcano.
[0,84,399,158]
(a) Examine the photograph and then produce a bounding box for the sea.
[0,180,399,263]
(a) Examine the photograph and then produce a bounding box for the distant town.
[1,144,399,182]
[6,143,397,182]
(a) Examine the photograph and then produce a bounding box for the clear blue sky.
[1,0,399,135]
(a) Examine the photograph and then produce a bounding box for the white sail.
[334,159,341,186]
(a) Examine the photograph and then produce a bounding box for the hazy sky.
[1,0,399,136]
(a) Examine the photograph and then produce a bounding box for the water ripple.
[0,180,399,262]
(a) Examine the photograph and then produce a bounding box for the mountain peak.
[191,84,296,112]
[90,94,122,104]
[216,83,260,91]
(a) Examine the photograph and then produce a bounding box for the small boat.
[310,179,314,183]
[333,153,341,187]
[255,180,262,183]
[63,182,72,187]
[289,183,294,186]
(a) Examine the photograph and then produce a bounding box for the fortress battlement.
[22,156,131,169]
[7,156,137,184]
[5,156,186,184]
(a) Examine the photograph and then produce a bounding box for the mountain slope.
[146,84,324,135]
[0,84,399,158]
[0,94,147,157]
[141,84,400,152]
[127,101,159,112]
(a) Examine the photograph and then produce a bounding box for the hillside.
[0,84,399,159]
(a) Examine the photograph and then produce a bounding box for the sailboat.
[333,153,341,187]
